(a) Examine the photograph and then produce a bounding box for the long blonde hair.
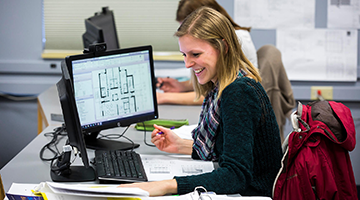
[175,7,261,100]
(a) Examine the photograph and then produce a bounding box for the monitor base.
[85,137,140,151]
[51,166,96,182]
[84,131,140,151]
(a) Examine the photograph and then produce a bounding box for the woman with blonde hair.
[120,7,282,197]
[157,0,258,105]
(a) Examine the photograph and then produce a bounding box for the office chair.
[257,44,296,144]
[0,174,5,200]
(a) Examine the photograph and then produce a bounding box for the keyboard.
[94,150,148,183]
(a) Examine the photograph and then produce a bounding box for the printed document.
[328,0,360,28]
[140,154,214,181]
[276,29,358,81]
[234,0,315,29]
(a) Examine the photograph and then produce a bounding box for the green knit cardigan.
[175,77,282,197]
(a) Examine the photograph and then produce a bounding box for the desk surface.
[0,85,201,192]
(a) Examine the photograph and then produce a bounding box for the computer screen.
[65,45,158,151]
[82,7,119,50]
[52,61,96,182]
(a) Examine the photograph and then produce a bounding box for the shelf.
[41,50,183,61]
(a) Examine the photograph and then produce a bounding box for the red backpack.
[272,100,357,200]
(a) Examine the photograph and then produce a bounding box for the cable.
[40,126,66,161]
[39,125,67,162]
[121,135,135,151]
[50,141,76,175]
[98,126,129,140]
[98,126,136,151]
[142,122,156,147]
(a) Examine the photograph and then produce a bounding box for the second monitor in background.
[82,7,120,51]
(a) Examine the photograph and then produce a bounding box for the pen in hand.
[158,76,170,89]
[156,126,175,135]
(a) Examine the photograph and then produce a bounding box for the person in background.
[119,7,282,197]
[157,0,258,105]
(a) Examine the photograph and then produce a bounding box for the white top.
[236,29,258,69]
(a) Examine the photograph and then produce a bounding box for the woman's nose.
[184,57,195,68]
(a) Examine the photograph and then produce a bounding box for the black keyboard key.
[129,160,138,177]
[134,159,144,178]
[123,159,132,177]
[116,157,126,177]
[106,155,114,176]
[111,151,120,177]
[103,156,112,176]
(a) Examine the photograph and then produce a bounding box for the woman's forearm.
[181,80,194,92]
[157,92,204,105]
[177,139,194,155]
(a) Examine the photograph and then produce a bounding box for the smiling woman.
[179,34,220,85]
[118,7,282,197]
[174,6,260,101]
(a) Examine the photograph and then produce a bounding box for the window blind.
[43,0,180,51]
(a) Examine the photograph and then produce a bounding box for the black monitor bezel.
[65,45,158,136]
[52,61,96,182]
[57,61,91,168]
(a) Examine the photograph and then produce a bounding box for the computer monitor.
[65,45,158,151]
[82,7,119,50]
[51,61,96,182]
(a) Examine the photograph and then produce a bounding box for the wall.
[0,0,359,190]
[0,0,61,170]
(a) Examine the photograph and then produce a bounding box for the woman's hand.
[157,78,192,93]
[118,179,178,197]
[151,124,183,153]
[151,124,193,155]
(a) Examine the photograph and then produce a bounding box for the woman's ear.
[222,39,228,54]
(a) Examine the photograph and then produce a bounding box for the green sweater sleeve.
[175,78,281,196]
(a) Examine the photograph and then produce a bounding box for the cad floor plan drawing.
[93,64,150,119]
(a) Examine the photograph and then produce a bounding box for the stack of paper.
[5,182,272,200]
[6,182,149,200]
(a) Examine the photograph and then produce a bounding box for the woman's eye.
[182,53,186,57]
[193,53,200,57]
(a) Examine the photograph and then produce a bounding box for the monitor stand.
[51,150,96,182]
[84,131,140,150]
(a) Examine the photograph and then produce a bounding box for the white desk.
[1,85,201,192]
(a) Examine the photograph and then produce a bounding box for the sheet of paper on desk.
[140,154,214,181]
[46,181,149,197]
[43,192,110,200]
[145,193,272,200]
[44,191,142,200]
[173,124,197,140]
[40,184,112,200]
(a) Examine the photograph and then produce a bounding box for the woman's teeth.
[194,68,205,74]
